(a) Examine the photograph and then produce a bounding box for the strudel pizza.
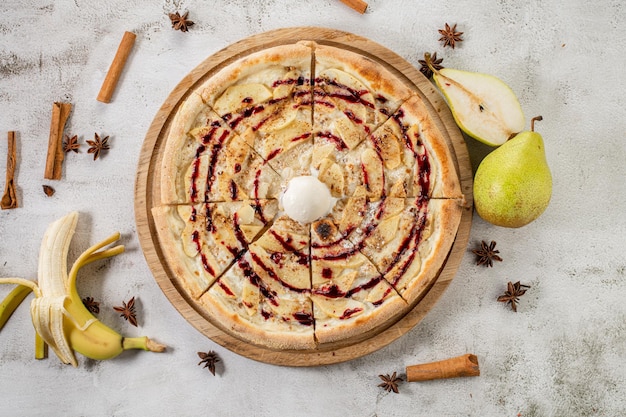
[152,41,464,350]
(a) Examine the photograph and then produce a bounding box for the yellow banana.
[0,211,165,366]
[62,223,165,361]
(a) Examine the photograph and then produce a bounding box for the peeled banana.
[0,212,165,367]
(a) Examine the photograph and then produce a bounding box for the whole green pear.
[473,116,552,228]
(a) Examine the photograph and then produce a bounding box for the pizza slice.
[311,216,407,344]
[160,96,282,204]
[240,102,313,184]
[198,214,315,349]
[366,94,463,199]
[380,198,463,304]
[313,43,413,150]
[151,200,278,298]
[197,43,313,139]
[160,96,232,204]
[349,197,464,305]
[310,44,413,201]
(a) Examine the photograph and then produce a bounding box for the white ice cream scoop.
[281,176,334,224]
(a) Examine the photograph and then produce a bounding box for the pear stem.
[531,116,543,132]
[424,52,439,76]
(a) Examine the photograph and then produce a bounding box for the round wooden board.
[135,27,473,366]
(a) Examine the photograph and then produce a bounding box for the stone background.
[1,0,625,415]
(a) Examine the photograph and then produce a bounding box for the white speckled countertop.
[1,1,625,415]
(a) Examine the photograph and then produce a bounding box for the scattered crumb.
[42,185,55,197]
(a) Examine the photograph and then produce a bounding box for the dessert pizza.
[152,41,465,350]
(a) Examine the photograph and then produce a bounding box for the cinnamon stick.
[406,354,480,382]
[97,31,137,103]
[339,0,368,14]
[1,131,18,209]
[44,102,72,180]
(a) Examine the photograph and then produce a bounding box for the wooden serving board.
[135,27,473,366]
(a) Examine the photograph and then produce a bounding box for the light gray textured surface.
[0,0,625,416]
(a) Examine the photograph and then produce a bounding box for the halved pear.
[427,54,525,146]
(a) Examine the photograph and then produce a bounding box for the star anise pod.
[418,52,444,79]
[87,133,110,161]
[113,296,138,326]
[497,281,530,312]
[82,296,100,314]
[197,350,220,375]
[438,23,464,49]
[169,11,194,32]
[472,240,503,267]
[63,134,80,153]
[378,372,402,394]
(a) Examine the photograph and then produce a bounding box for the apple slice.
[427,54,525,146]
[213,83,273,115]
[317,158,344,197]
[360,148,384,199]
[241,279,260,316]
[178,206,200,258]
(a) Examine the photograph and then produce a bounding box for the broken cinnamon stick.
[339,0,368,14]
[97,31,137,103]
[1,131,18,209]
[44,102,72,180]
[406,354,480,382]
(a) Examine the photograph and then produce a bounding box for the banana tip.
[146,338,166,352]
